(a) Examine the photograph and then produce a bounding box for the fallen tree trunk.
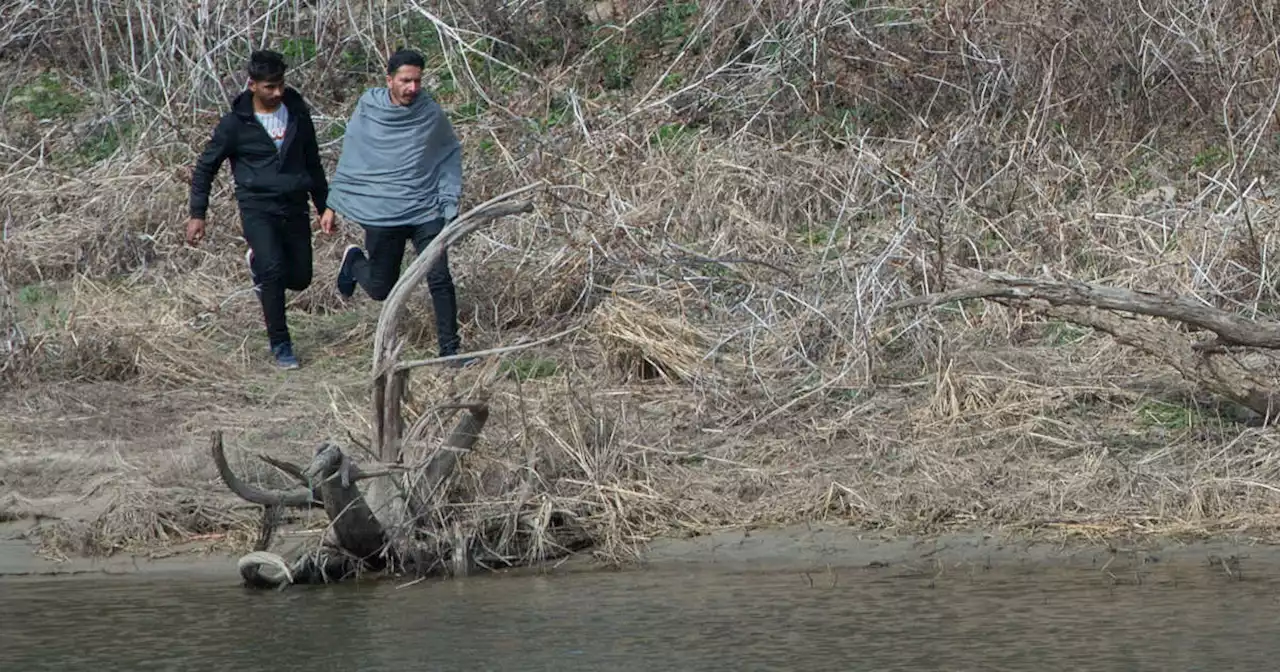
[888,264,1280,422]
[210,185,570,589]
[212,398,489,588]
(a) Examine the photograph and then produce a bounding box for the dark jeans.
[351,219,460,355]
[242,207,312,348]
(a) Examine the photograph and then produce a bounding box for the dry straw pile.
[5,0,1280,560]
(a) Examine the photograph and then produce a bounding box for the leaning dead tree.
[889,263,1280,423]
[211,184,578,589]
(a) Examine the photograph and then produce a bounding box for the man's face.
[249,78,285,109]
[387,65,422,106]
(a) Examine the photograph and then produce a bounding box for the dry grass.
[5,0,1280,562]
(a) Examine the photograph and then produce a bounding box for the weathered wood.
[238,550,292,588]
[393,324,585,373]
[1038,304,1280,421]
[257,453,306,481]
[422,403,489,500]
[211,431,316,508]
[888,265,1280,349]
[385,370,407,462]
[370,190,538,466]
[214,434,392,587]
[405,403,491,529]
[303,442,388,566]
[889,265,1280,422]
[365,189,536,538]
[237,547,364,590]
[214,404,497,589]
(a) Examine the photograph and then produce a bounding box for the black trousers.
[351,219,460,355]
[241,206,312,348]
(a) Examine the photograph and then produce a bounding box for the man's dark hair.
[386,48,426,76]
[247,50,288,83]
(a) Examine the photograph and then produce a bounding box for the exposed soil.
[0,373,363,561]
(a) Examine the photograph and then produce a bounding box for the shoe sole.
[246,249,260,293]
[337,245,361,298]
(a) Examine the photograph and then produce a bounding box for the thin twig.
[395,324,585,372]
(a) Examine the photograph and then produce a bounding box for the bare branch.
[369,185,539,473]
[1037,304,1280,421]
[889,265,1280,349]
[372,189,542,377]
[394,324,585,373]
[415,403,491,523]
[210,431,317,508]
[889,266,1280,422]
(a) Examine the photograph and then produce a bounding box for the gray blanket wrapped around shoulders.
[326,87,462,228]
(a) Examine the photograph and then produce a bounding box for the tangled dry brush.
[6,0,1280,560]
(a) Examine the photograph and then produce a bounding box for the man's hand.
[319,208,336,235]
[185,217,206,246]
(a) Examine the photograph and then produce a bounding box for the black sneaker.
[336,245,362,299]
[271,341,300,369]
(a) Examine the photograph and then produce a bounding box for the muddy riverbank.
[4,519,1274,588]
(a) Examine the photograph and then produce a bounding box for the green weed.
[13,73,85,119]
[648,122,695,147]
[17,285,50,305]
[1190,145,1229,172]
[1137,399,1201,430]
[453,99,487,120]
[75,123,133,164]
[1044,320,1090,346]
[500,357,559,381]
[280,37,317,63]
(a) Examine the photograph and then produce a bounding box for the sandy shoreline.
[4,519,1275,586]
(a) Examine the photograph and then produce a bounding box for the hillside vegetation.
[4,0,1280,560]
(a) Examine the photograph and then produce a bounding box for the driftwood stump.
[213,186,539,589]
[888,263,1280,423]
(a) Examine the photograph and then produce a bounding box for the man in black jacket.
[186,50,334,369]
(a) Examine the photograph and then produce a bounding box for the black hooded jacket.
[189,87,328,219]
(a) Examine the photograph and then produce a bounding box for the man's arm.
[301,109,329,215]
[189,116,233,219]
[435,111,463,221]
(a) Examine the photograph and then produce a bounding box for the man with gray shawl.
[326,49,472,365]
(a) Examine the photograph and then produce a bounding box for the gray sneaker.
[271,341,299,369]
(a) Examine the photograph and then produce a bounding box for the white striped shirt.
[255,105,289,151]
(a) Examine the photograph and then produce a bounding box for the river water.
[3,553,1278,671]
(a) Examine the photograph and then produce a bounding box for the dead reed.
[6,0,1280,560]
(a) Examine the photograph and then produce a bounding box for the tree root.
[212,430,390,589]
[211,401,507,590]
